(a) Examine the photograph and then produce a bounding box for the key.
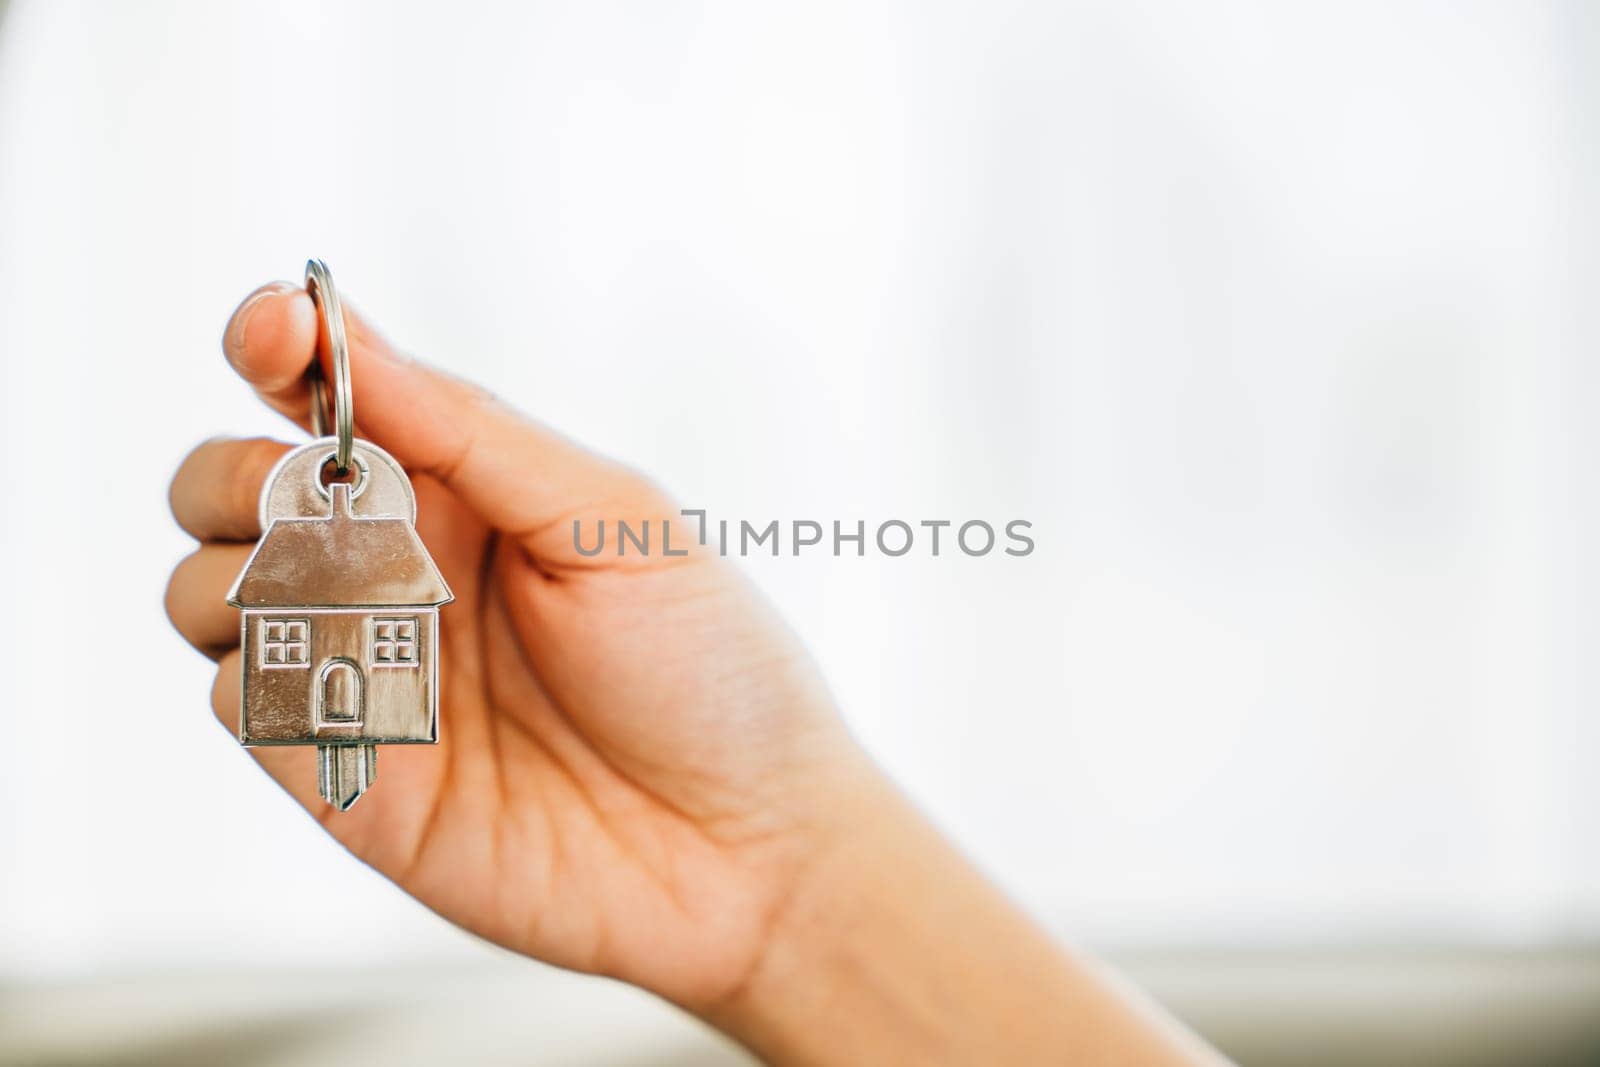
[224,261,452,810]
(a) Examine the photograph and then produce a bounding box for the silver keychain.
[226,260,453,810]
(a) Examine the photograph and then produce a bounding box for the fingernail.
[224,281,298,359]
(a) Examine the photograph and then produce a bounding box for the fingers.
[222,281,659,559]
[166,544,252,654]
[170,437,292,542]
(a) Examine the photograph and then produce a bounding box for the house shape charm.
[226,482,453,746]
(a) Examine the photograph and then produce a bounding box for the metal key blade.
[318,744,377,811]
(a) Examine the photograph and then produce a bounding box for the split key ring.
[305,258,354,474]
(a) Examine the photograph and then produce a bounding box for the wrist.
[703,766,934,1061]
[701,764,1218,1067]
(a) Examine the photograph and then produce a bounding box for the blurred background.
[2,1,1598,1063]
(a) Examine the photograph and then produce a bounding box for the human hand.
[165,280,868,1009]
[165,281,1218,1065]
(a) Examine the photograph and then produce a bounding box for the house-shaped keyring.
[227,481,453,748]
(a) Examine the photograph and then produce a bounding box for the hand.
[165,282,1219,1065]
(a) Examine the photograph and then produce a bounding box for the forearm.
[707,773,1223,1065]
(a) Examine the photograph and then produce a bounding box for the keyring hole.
[320,457,357,486]
[313,451,369,501]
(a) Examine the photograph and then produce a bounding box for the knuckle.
[163,552,199,631]
[170,436,225,531]
[222,437,285,538]
[172,436,281,541]
[243,435,287,473]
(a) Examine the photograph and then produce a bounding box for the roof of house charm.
[229,480,450,609]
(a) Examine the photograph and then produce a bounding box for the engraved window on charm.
[372,617,419,667]
[261,618,310,668]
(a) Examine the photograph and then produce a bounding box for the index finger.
[169,436,292,541]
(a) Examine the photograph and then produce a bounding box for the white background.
[1,0,1596,977]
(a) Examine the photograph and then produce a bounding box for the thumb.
[221,281,652,559]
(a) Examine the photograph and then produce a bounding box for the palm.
[313,475,834,1007]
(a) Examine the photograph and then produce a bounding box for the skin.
[165,282,1226,1065]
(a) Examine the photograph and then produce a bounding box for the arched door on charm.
[317,659,364,726]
